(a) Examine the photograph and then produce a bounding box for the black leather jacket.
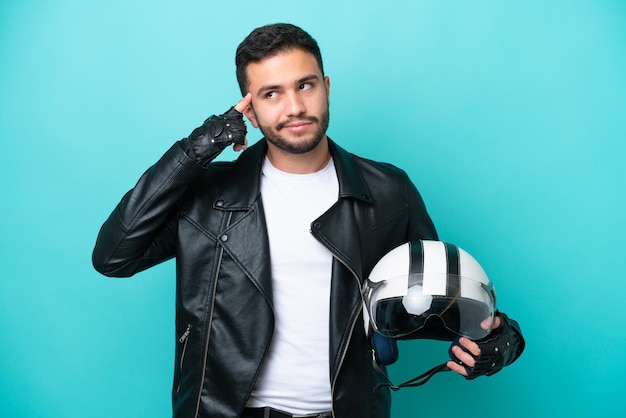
[92,138,438,418]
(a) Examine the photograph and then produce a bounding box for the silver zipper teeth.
[193,212,233,417]
[329,254,363,418]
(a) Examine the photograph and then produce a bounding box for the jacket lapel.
[312,140,373,282]
[311,141,375,375]
[212,141,274,306]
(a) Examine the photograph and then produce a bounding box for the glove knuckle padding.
[450,312,525,380]
[183,107,247,166]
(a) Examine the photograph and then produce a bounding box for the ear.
[324,75,330,96]
[243,104,259,128]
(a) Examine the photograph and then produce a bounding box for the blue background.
[1,0,625,416]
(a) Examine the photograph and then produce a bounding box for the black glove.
[182,106,247,166]
[448,312,525,379]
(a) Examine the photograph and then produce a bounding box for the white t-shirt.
[246,156,339,414]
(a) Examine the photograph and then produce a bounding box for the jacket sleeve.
[404,171,438,242]
[92,141,207,277]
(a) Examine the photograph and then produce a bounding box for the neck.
[265,137,331,174]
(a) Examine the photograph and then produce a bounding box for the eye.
[265,91,278,99]
[299,83,312,91]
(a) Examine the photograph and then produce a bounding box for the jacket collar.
[214,137,373,210]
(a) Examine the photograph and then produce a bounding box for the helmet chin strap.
[369,329,452,391]
[371,351,451,391]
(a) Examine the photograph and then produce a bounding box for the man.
[93,23,523,418]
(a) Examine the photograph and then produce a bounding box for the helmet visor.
[365,273,496,340]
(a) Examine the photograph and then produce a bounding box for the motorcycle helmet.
[363,240,497,342]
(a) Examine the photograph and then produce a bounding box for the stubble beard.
[259,107,330,155]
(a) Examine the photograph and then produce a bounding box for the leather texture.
[92,138,437,418]
[448,312,525,379]
[182,106,248,166]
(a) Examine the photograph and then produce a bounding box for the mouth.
[277,117,318,132]
[284,121,312,133]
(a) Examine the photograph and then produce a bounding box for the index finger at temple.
[234,93,252,113]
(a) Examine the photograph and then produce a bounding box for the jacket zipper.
[193,212,232,417]
[310,219,364,418]
[176,324,192,393]
[328,252,363,418]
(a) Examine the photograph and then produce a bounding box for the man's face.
[243,48,330,155]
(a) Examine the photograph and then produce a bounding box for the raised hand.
[183,93,252,166]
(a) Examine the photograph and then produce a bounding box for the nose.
[284,91,305,116]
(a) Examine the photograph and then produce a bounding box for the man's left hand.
[447,316,501,376]
[447,313,525,379]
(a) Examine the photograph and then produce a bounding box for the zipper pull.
[179,324,191,343]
